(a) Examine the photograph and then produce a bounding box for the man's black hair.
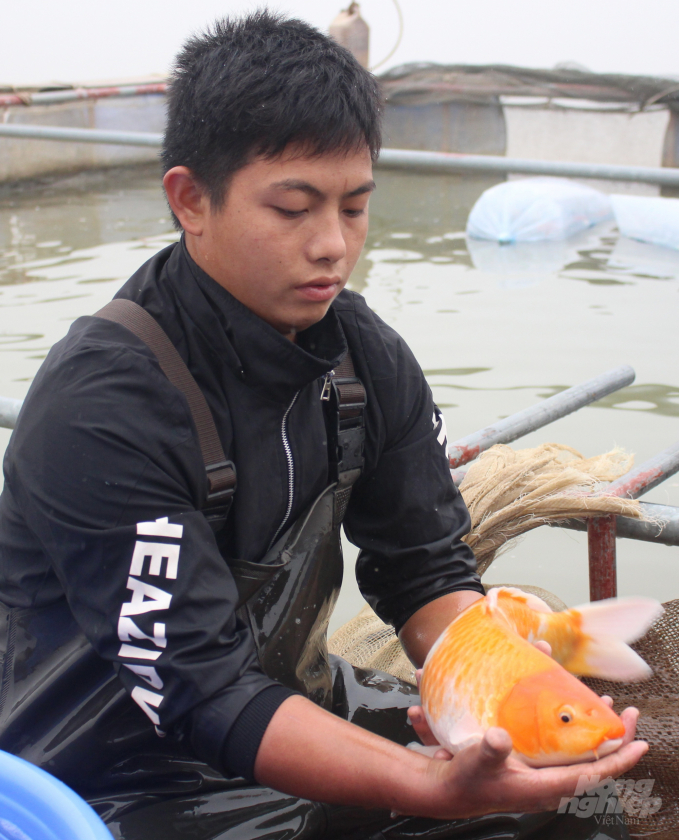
[162,10,383,226]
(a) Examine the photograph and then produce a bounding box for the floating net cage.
[329,443,678,839]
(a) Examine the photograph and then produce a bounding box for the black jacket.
[0,239,483,777]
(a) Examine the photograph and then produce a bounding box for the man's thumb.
[477,727,513,767]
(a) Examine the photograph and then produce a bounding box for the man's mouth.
[296,278,341,302]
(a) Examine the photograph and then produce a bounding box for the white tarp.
[466,177,612,243]
[612,194,679,251]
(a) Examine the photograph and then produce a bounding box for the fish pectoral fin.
[446,712,485,754]
[567,635,652,682]
[406,742,445,758]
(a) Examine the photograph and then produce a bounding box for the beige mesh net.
[585,601,679,839]
[328,443,675,838]
[459,443,643,575]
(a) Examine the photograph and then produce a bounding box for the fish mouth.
[596,738,623,759]
[516,737,625,767]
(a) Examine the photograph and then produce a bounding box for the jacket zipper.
[320,372,333,401]
[269,389,300,548]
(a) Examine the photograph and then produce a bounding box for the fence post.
[588,515,617,600]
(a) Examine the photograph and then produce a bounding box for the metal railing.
[447,366,679,601]
[0,83,167,109]
[0,124,162,148]
[0,358,674,601]
[448,366,636,480]
[2,123,679,186]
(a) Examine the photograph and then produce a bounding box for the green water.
[0,164,677,630]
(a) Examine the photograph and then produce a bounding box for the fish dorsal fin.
[493,586,553,614]
[484,588,517,632]
[484,587,501,614]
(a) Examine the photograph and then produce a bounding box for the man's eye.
[344,208,366,218]
[274,207,305,218]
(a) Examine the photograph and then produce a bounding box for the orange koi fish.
[418,587,662,767]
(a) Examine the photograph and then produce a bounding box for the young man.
[0,12,644,839]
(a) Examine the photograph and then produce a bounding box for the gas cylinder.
[329,3,370,69]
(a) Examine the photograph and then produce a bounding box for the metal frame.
[0,83,166,108]
[2,123,679,186]
[0,365,676,601]
[447,365,679,601]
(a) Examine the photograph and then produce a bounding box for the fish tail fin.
[563,597,663,682]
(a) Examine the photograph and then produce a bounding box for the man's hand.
[405,646,645,820]
[425,706,646,818]
[254,693,647,822]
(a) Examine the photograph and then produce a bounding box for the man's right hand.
[423,706,646,819]
[254,694,647,821]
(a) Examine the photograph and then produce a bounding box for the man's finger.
[477,727,513,766]
[619,707,639,746]
[533,640,552,657]
[588,739,648,780]
[408,706,441,747]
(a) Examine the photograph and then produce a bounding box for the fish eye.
[558,705,575,724]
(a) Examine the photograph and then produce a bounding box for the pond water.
[0,164,677,633]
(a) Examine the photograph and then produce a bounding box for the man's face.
[183,145,374,338]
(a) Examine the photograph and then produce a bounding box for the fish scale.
[423,603,551,727]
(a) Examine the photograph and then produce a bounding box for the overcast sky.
[2,0,678,87]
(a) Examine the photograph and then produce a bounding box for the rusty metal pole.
[586,441,679,600]
[588,515,618,600]
[448,365,635,468]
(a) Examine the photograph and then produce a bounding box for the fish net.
[328,443,676,838]
[460,442,643,576]
[585,602,679,840]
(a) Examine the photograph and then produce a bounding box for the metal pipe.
[1,121,679,187]
[377,148,679,187]
[561,502,679,547]
[0,124,163,147]
[0,397,23,429]
[583,442,679,601]
[588,515,617,600]
[447,365,635,469]
[603,441,679,499]
[0,83,167,109]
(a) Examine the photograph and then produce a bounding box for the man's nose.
[308,211,347,264]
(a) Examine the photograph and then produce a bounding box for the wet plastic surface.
[0,481,631,839]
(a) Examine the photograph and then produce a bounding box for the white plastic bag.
[611,194,679,251]
[466,177,612,243]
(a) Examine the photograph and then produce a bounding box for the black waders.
[0,302,630,840]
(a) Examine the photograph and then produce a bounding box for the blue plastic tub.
[0,750,112,840]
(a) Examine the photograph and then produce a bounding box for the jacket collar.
[166,239,347,400]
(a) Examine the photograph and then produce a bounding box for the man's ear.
[163,167,208,235]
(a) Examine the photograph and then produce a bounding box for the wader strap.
[322,350,367,525]
[94,299,236,531]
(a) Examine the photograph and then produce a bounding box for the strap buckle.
[326,375,367,481]
[204,460,237,531]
